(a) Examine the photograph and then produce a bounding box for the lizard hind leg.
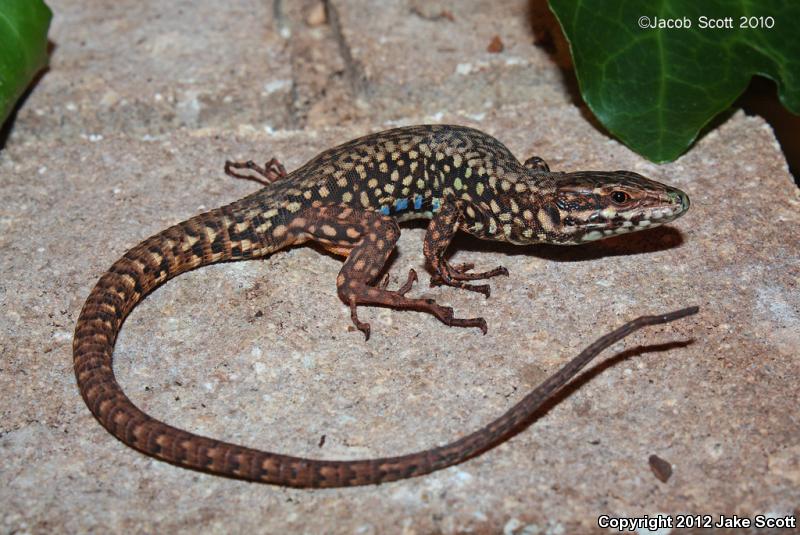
[224,157,287,185]
[293,206,486,340]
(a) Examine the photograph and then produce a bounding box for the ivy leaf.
[548,0,800,162]
[0,0,52,127]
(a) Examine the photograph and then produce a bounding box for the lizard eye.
[611,191,630,205]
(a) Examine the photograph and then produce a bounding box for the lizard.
[73,124,697,488]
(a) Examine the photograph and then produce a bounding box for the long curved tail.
[73,200,698,487]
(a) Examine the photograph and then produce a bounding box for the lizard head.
[508,170,690,245]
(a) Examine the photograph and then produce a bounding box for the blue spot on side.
[413,195,423,210]
[379,205,390,215]
[431,198,441,212]
[394,198,409,211]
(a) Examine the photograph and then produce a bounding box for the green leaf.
[548,0,800,162]
[0,0,52,127]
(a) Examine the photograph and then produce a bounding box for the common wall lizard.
[73,124,697,488]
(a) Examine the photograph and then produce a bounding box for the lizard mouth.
[578,189,690,242]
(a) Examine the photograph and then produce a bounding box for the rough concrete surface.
[1,0,799,534]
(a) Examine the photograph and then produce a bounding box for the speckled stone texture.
[1,0,798,534]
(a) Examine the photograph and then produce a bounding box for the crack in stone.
[324,0,369,98]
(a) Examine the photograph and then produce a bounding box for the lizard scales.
[73,124,692,487]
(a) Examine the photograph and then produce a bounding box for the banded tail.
[73,200,698,487]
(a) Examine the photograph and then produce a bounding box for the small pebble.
[649,454,673,483]
[487,35,504,53]
[306,2,326,27]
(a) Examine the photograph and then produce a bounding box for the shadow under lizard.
[73,124,698,488]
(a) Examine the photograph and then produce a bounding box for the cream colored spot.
[379,162,388,173]
[453,178,463,190]
[501,180,511,192]
[522,229,533,238]
[601,207,617,219]
[356,164,366,178]
[273,225,288,238]
[408,150,418,159]
[523,209,533,220]
[417,179,425,189]
[286,201,301,213]
[346,227,360,239]
[488,218,497,234]
[409,161,418,173]
[321,224,337,237]
[509,199,519,213]
[489,199,500,213]
[453,154,462,168]
[475,182,484,195]
[384,183,394,194]
[391,170,400,181]
[502,224,512,236]
[368,178,378,189]
[360,191,370,207]
[582,230,603,241]
[342,191,353,203]
[337,177,348,188]
[303,190,312,200]
[465,206,476,218]
[499,212,511,222]
[120,273,137,289]
[403,175,413,186]
[515,182,527,193]
[537,210,552,229]
[465,167,472,178]
[318,186,330,198]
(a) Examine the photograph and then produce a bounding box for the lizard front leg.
[423,201,508,298]
[289,205,486,339]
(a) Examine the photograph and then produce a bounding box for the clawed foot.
[425,302,488,335]
[224,157,287,185]
[430,262,509,298]
[347,268,487,340]
[379,269,418,295]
